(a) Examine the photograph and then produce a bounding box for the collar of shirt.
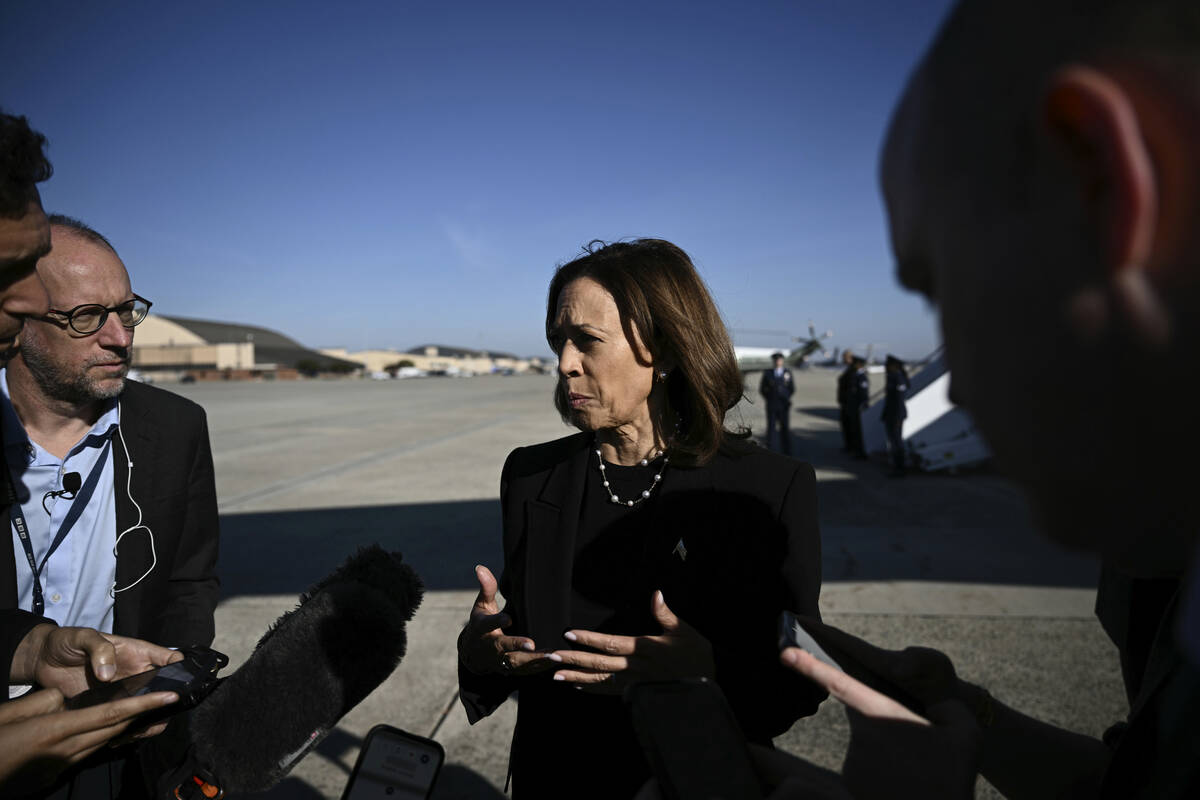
[0,368,120,633]
[0,369,119,471]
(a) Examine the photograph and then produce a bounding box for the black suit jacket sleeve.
[158,411,219,647]
[113,382,219,649]
[458,449,524,723]
[708,461,824,740]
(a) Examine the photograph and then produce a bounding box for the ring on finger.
[500,653,513,672]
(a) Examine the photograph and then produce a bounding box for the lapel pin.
[673,538,688,562]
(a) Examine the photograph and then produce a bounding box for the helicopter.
[732,322,833,373]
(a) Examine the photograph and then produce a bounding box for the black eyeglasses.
[43,295,153,335]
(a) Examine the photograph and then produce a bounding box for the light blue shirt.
[2,370,119,632]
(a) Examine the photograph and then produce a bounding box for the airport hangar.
[132,314,548,380]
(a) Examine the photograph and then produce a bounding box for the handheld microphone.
[160,544,424,796]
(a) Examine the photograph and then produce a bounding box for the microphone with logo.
[156,544,424,797]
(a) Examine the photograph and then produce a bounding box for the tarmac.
[167,370,1127,799]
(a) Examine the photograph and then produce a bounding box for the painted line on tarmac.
[428,688,462,740]
[219,413,517,511]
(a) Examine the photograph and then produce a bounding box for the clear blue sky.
[2,0,954,360]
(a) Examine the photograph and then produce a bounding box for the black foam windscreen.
[186,544,423,793]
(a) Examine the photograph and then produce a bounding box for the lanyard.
[10,438,112,617]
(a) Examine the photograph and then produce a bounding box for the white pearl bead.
[603,480,609,487]
[626,500,634,507]
[642,490,650,498]
[611,495,620,503]
[640,459,648,467]
[654,474,661,481]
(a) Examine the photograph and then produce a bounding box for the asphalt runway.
[168,370,1125,799]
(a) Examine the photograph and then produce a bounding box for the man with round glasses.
[0,213,219,667]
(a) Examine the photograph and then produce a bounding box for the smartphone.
[778,611,924,715]
[64,646,228,723]
[340,724,444,800]
[624,678,763,800]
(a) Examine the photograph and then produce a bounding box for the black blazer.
[759,367,795,408]
[0,380,220,649]
[460,432,825,792]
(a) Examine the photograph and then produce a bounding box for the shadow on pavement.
[218,399,1097,601]
[432,765,508,799]
[795,405,842,422]
[226,727,503,799]
[219,499,502,600]
[752,403,1102,589]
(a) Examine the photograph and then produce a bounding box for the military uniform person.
[759,352,794,455]
[881,354,909,474]
[845,357,869,459]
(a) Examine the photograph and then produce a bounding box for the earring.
[657,370,668,382]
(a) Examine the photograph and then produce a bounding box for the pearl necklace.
[595,441,669,508]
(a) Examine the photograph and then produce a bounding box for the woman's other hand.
[549,590,715,693]
[457,565,554,676]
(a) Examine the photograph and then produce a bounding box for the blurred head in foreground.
[0,111,52,358]
[882,0,1200,571]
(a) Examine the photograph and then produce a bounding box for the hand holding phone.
[340,725,444,800]
[0,686,180,794]
[15,625,184,698]
[781,648,929,726]
[63,646,227,730]
[780,648,986,800]
[625,678,763,800]
[778,611,944,717]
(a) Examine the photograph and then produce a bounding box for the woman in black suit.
[457,239,824,798]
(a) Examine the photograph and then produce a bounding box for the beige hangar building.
[133,315,550,380]
[133,314,359,379]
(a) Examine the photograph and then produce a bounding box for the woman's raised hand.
[457,565,555,677]
[548,591,715,694]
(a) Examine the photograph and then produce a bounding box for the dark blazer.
[0,379,219,649]
[460,432,824,793]
[0,452,52,679]
[881,369,909,425]
[759,367,795,408]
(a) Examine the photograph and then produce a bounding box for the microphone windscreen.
[63,472,82,493]
[187,544,424,793]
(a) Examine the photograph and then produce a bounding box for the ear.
[1045,66,1157,272]
[1045,66,1169,346]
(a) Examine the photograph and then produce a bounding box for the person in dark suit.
[0,215,218,798]
[457,239,824,798]
[835,350,856,451]
[759,351,794,454]
[844,356,870,459]
[0,215,219,649]
[0,111,185,796]
[880,355,909,475]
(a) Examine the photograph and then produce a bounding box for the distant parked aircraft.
[733,322,832,373]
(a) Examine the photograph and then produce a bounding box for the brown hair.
[545,239,747,466]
